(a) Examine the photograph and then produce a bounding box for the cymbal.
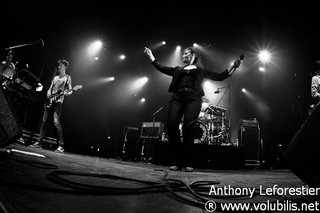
[202,97,209,103]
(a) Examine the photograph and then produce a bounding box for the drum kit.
[194,97,229,145]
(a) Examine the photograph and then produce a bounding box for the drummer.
[1,50,16,84]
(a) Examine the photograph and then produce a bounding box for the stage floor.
[0,143,317,213]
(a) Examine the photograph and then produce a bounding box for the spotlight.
[141,98,146,103]
[258,50,271,63]
[87,40,103,56]
[193,43,198,47]
[259,67,265,72]
[176,46,181,51]
[242,88,246,93]
[162,41,166,45]
[132,77,149,90]
[120,55,126,60]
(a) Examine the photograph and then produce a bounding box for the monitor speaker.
[282,103,320,187]
[0,86,22,148]
[140,122,164,138]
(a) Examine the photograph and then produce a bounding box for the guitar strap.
[63,75,70,91]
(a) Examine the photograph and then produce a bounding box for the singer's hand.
[232,59,242,68]
[144,47,155,62]
[144,47,152,56]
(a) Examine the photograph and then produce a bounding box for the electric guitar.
[44,85,82,108]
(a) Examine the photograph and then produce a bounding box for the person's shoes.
[30,141,41,148]
[55,146,64,153]
[183,167,194,172]
[169,166,179,171]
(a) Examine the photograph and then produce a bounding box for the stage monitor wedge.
[282,103,320,187]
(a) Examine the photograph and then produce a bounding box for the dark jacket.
[152,60,230,96]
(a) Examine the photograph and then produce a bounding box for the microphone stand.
[140,107,163,162]
[151,107,163,139]
[4,39,43,50]
[215,81,233,144]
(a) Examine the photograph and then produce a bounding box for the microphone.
[228,54,244,75]
[234,54,244,68]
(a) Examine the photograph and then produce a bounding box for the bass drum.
[179,121,208,144]
[194,121,208,144]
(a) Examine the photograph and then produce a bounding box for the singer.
[144,46,242,172]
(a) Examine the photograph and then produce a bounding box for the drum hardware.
[197,105,230,145]
[207,105,226,117]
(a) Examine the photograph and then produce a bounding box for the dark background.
[1,1,319,164]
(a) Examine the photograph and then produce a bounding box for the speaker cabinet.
[239,125,261,166]
[0,87,22,148]
[283,103,320,187]
[140,122,164,138]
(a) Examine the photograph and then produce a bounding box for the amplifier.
[239,126,261,166]
[240,118,259,128]
[141,122,164,138]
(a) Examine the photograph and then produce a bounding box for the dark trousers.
[167,91,202,167]
[39,102,64,147]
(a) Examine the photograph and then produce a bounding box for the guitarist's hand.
[65,90,73,96]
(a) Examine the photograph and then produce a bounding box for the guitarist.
[31,59,72,153]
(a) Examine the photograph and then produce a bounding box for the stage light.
[149,41,167,50]
[87,40,103,56]
[101,77,114,83]
[120,54,126,60]
[193,43,198,48]
[258,50,271,63]
[140,98,146,103]
[176,46,181,51]
[259,67,265,72]
[94,56,99,61]
[132,77,149,90]
[242,88,246,93]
